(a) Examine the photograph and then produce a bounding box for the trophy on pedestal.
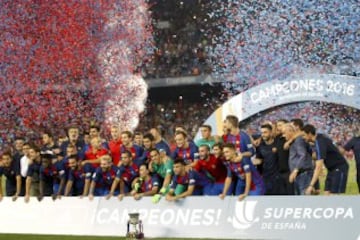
[126,212,144,239]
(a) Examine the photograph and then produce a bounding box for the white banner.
[195,74,360,139]
[0,196,359,240]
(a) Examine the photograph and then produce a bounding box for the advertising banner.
[0,196,359,240]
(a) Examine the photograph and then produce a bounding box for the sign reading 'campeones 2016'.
[195,74,360,138]
[250,78,355,103]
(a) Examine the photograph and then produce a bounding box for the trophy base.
[126,232,144,239]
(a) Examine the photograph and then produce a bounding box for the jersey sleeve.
[56,162,66,179]
[92,168,102,183]
[156,141,171,156]
[242,158,251,173]
[188,171,196,186]
[226,164,232,178]
[191,144,199,160]
[315,138,327,160]
[137,151,148,166]
[192,160,201,172]
[78,144,88,161]
[26,164,34,177]
[255,146,263,159]
[241,131,255,156]
[151,175,160,188]
[165,159,174,175]
[135,145,144,159]
[67,169,75,182]
[169,175,177,190]
[116,167,124,179]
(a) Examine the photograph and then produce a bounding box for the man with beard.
[303,124,349,195]
[64,155,85,196]
[139,133,156,166]
[149,148,174,203]
[0,152,21,200]
[254,124,283,195]
[193,144,228,195]
[88,155,118,200]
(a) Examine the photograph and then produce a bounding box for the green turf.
[0,235,119,240]
[0,234,206,240]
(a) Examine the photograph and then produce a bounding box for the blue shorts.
[94,188,119,196]
[6,181,17,196]
[263,174,284,195]
[173,184,203,196]
[207,182,233,196]
[53,183,65,195]
[192,187,203,196]
[202,184,213,196]
[235,179,263,196]
[325,164,348,194]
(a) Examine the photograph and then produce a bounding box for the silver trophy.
[126,212,144,239]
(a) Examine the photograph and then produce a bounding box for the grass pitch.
[0,234,205,240]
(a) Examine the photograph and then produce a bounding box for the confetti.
[0,0,153,141]
[208,0,360,93]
